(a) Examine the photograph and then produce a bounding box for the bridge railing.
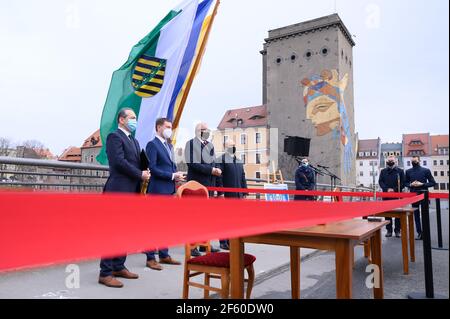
[0,156,373,200]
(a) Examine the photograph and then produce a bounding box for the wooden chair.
[177,181,256,299]
[182,242,255,299]
[176,180,210,198]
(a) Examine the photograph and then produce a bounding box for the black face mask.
[412,161,420,167]
[387,161,395,167]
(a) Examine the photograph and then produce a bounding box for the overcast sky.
[0,0,448,156]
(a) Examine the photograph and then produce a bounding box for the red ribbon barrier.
[429,192,449,200]
[0,191,423,273]
[207,187,418,199]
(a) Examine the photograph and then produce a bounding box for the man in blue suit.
[99,108,150,288]
[144,118,184,270]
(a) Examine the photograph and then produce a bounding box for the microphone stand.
[318,165,341,191]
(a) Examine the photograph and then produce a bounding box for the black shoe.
[385,231,393,238]
[220,244,230,250]
[191,248,201,257]
[395,231,401,238]
[416,233,423,240]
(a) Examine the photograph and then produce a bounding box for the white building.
[356,138,381,189]
[430,135,449,193]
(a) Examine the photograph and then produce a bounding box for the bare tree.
[0,137,11,156]
[22,140,46,150]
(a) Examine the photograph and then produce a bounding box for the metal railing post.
[408,191,446,299]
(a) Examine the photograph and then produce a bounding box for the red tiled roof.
[81,129,102,148]
[403,133,431,156]
[431,135,449,155]
[357,139,379,152]
[59,146,81,162]
[32,148,56,160]
[217,105,267,130]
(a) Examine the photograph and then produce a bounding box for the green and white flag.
[97,0,214,164]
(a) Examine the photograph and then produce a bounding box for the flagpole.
[172,0,221,131]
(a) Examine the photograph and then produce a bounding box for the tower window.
[321,47,329,56]
[290,53,297,62]
[304,50,312,60]
[275,57,282,65]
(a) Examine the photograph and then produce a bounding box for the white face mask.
[162,128,173,140]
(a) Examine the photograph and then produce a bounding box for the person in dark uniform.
[379,155,405,238]
[99,108,151,288]
[294,158,316,201]
[405,155,437,240]
[216,139,248,250]
[185,122,222,255]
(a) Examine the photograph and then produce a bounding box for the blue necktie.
[164,141,173,161]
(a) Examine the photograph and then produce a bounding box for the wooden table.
[375,208,415,274]
[230,219,389,299]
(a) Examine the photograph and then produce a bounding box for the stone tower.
[262,14,357,186]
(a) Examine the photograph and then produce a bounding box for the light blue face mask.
[126,119,137,132]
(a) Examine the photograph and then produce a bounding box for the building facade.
[81,129,102,165]
[430,135,449,192]
[356,138,381,189]
[402,133,432,171]
[263,14,357,186]
[212,105,270,181]
[380,143,403,169]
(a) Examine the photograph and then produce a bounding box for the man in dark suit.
[144,118,184,270]
[185,123,222,188]
[185,122,222,255]
[216,139,247,250]
[294,158,316,201]
[379,155,405,238]
[405,155,437,240]
[99,108,150,288]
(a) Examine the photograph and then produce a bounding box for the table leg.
[230,238,244,299]
[408,213,415,262]
[290,247,300,299]
[370,230,384,299]
[400,215,409,275]
[335,239,353,299]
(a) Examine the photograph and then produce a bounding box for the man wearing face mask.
[99,108,150,288]
[405,156,436,240]
[143,118,184,270]
[379,155,405,238]
[216,139,248,250]
[185,122,222,256]
[294,158,316,201]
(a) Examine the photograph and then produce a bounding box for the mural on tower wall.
[301,69,353,174]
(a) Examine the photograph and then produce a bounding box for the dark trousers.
[145,249,170,261]
[385,217,401,233]
[294,195,315,201]
[412,202,423,234]
[100,256,127,277]
[220,239,229,246]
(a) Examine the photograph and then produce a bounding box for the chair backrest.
[177,181,210,260]
[176,181,209,198]
[185,242,212,261]
[332,187,341,203]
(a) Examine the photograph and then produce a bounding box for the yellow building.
[212,105,270,182]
